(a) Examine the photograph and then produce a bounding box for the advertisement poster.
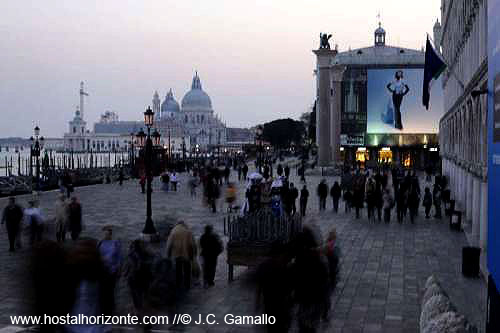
[488,0,500,288]
[367,68,443,134]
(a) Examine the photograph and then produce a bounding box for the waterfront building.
[313,23,443,169]
[437,0,488,270]
[63,73,227,153]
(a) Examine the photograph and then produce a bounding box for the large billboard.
[488,0,500,289]
[367,68,444,133]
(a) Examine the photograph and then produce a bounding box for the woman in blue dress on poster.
[386,70,410,130]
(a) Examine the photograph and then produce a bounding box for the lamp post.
[182,136,186,168]
[30,126,44,191]
[255,125,263,174]
[136,107,161,236]
[129,132,136,168]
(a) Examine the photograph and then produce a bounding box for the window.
[73,127,76,133]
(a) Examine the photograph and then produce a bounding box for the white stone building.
[437,0,488,268]
[153,72,226,150]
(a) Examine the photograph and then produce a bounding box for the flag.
[423,37,446,110]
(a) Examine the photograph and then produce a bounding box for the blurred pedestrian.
[166,221,196,291]
[423,187,433,219]
[343,189,352,213]
[68,196,83,241]
[54,194,69,242]
[170,172,178,191]
[382,188,394,223]
[124,240,153,319]
[330,181,341,213]
[199,225,223,288]
[1,196,23,252]
[433,183,442,219]
[300,185,309,217]
[24,200,44,245]
[317,180,328,211]
[97,225,122,315]
[289,183,299,215]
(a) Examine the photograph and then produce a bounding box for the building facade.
[314,24,440,169]
[438,0,488,265]
[63,73,226,153]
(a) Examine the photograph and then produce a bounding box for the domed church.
[153,72,226,149]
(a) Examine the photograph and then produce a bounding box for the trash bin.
[449,209,461,231]
[462,246,481,277]
[445,198,455,217]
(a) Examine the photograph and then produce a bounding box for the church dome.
[181,72,212,111]
[161,89,180,114]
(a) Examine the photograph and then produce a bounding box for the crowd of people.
[1,193,83,252]
[314,167,448,224]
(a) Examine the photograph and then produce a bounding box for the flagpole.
[426,33,465,90]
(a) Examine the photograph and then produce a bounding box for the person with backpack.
[1,196,23,252]
[423,187,433,219]
[98,225,122,315]
[199,225,223,288]
[330,181,342,213]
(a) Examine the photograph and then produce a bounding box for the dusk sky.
[0,0,441,138]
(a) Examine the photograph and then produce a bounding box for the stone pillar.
[313,49,337,167]
[462,169,467,212]
[466,172,473,224]
[330,66,345,166]
[480,181,488,250]
[472,177,481,245]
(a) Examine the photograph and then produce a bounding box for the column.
[466,172,473,224]
[480,181,488,250]
[330,66,345,165]
[472,177,481,245]
[313,49,337,167]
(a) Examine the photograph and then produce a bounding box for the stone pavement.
[0,165,487,332]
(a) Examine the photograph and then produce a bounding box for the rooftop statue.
[320,33,332,49]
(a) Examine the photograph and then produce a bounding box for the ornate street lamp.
[129,132,136,167]
[255,125,264,173]
[136,107,160,236]
[30,126,44,191]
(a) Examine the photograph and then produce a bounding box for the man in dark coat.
[288,183,299,215]
[199,225,223,288]
[242,164,249,181]
[68,197,83,240]
[284,165,290,179]
[317,180,328,211]
[330,182,342,213]
[1,197,23,252]
[277,164,283,177]
[300,185,309,217]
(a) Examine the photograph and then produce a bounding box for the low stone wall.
[420,275,477,333]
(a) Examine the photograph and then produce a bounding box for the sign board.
[488,0,500,288]
[340,134,364,146]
